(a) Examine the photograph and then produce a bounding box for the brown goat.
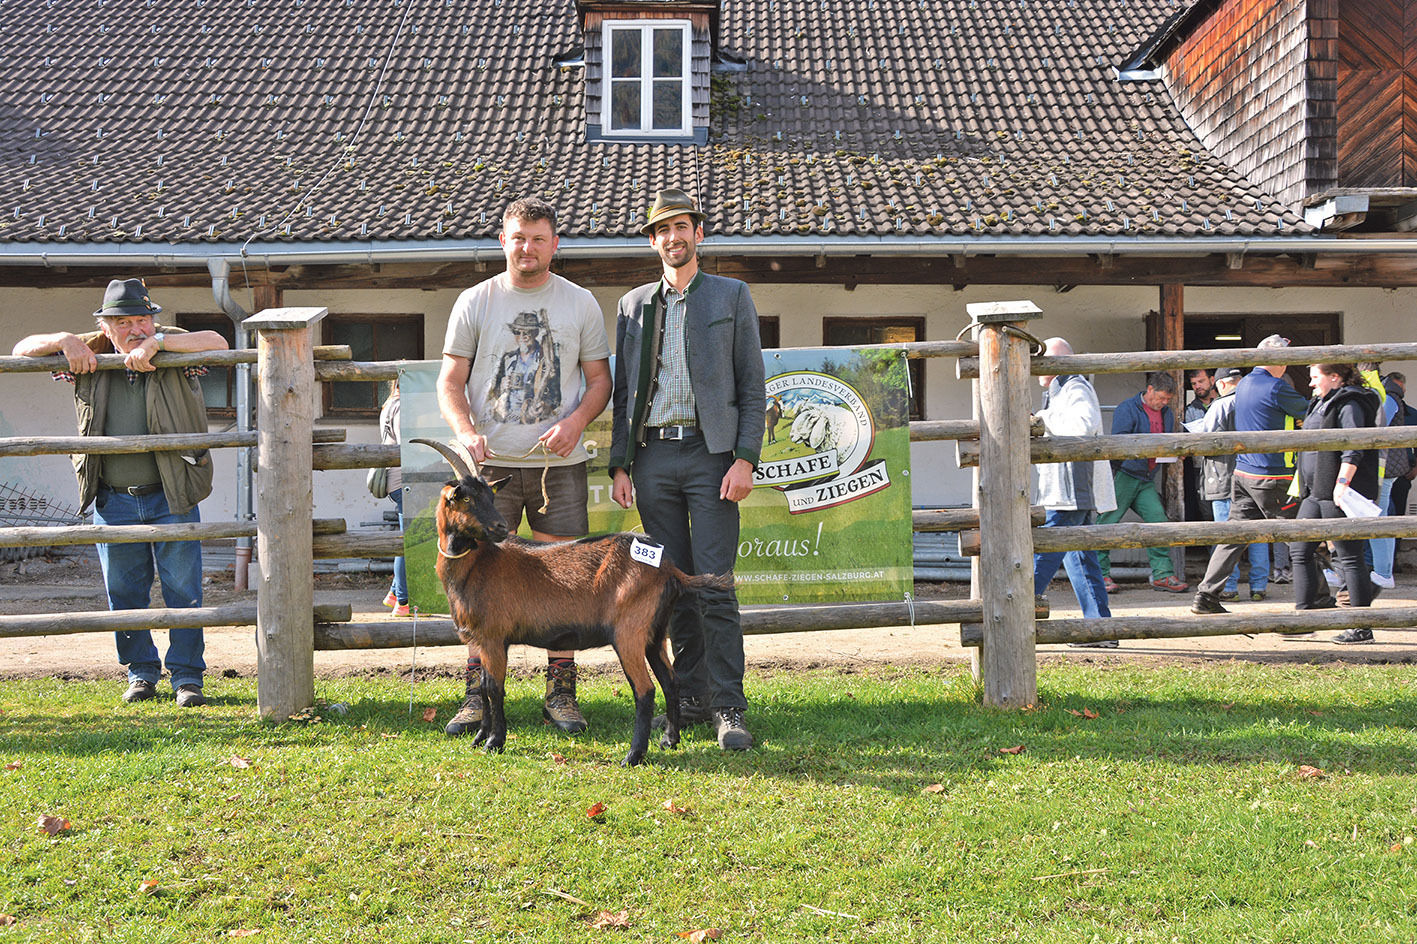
[411,438,732,766]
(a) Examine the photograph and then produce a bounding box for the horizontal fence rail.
[961,607,1417,648]
[0,519,346,549]
[957,341,1417,379]
[0,345,352,375]
[1028,515,1417,553]
[957,425,1417,467]
[0,603,351,639]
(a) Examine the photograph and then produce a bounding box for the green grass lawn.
[4,663,1417,942]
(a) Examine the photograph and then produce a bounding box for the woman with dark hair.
[1287,362,1381,643]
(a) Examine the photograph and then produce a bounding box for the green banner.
[397,347,914,614]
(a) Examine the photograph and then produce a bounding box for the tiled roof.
[0,0,1310,248]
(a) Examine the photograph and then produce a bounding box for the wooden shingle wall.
[1162,0,1314,209]
[1334,0,1417,187]
[582,10,711,137]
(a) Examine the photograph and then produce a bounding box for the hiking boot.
[445,666,485,737]
[1068,640,1118,649]
[1250,591,1267,602]
[122,679,157,703]
[652,696,712,730]
[543,661,588,734]
[713,707,754,751]
[1190,591,1228,615]
[1219,590,1239,601]
[175,684,207,708]
[1151,575,1189,593]
[1333,628,1374,645]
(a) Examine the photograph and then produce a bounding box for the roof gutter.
[1,234,1415,269]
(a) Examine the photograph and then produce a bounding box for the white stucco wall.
[2,279,1414,531]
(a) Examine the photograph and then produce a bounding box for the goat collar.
[438,540,472,560]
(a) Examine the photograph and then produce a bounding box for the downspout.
[208,258,255,591]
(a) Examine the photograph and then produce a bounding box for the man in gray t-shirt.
[436,197,611,739]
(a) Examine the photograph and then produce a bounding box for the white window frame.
[600,19,692,138]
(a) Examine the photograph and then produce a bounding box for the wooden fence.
[4,305,1417,717]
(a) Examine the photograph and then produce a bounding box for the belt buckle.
[662,425,689,440]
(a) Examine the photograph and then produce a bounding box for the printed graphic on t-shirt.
[486,308,562,424]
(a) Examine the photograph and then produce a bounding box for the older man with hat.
[12,278,229,706]
[609,188,765,751]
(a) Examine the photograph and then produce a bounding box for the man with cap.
[610,188,765,751]
[12,278,229,706]
[1196,367,1270,601]
[1191,335,1310,615]
[436,196,611,738]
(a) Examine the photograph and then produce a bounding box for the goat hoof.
[659,733,680,750]
[483,741,504,754]
[621,752,646,767]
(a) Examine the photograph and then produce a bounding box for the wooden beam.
[0,603,351,639]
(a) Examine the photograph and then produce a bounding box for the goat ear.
[440,483,462,504]
[485,475,512,494]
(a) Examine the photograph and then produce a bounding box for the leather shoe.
[175,684,207,708]
[713,707,754,751]
[1190,591,1228,615]
[122,679,157,703]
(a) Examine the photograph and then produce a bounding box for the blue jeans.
[1370,477,1396,581]
[92,487,206,691]
[389,488,408,604]
[1212,499,1270,594]
[1033,509,1112,619]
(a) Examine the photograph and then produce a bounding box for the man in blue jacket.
[1192,335,1311,614]
[1095,371,1190,593]
[610,188,765,752]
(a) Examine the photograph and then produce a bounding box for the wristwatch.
[1337,476,1350,485]
[150,332,166,351]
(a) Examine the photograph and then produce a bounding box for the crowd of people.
[10,194,1412,728]
[1033,335,1415,648]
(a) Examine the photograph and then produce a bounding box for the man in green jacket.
[13,278,228,706]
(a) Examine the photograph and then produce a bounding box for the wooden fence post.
[244,306,327,721]
[970,301,1042,708]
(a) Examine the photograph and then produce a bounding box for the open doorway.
[1183,312,1342,394]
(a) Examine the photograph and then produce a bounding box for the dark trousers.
[631,434,746,710]
[1198,474,1297,597]
[1290,496,1372,609]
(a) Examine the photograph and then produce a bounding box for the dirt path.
[3,553,1415,684]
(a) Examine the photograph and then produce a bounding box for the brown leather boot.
[543,660,588,734]
[445,662,484,737]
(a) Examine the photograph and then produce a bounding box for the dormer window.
[604,20,691,137]
[580,1,714,145]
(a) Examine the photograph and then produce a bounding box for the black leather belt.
[104,482,163,496]
[648,425,699,440]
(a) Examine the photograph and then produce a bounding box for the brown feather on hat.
[93,278,161,319]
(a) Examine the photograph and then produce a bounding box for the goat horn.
[410,437,477,479]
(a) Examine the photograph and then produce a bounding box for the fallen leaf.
[229,756,252,769]
[0,915,16,926]
[1391,841,1404,853]
[999,745,1026,755]
[663,799,692,814]
[228,931,261,938]
[676,930,722,942]
[550,753,567,764]
[138,879,159,895]
[1297,765,1324,780]
[421,707,437,723]
[4,761,21,771]
[1219,702,1234,711]
[1065,708,1084,717]
[1082,707,1099,720]
[921,783,946,795]
[586,802,607,819]
[1304,839,1319,848]
[589,909,632,930]
[37,814,70,836]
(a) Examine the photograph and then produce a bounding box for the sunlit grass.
[3,663,1416,942]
